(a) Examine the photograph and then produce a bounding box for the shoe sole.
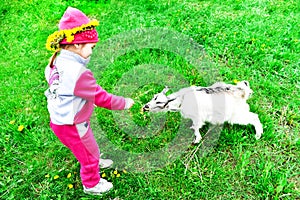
[84,188,112,196]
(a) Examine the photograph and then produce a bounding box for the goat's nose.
[143,104,150,112]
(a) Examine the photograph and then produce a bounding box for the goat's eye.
[156,101,164,104]
[244,81,248,86]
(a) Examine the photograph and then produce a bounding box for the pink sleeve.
[74,70,126,110]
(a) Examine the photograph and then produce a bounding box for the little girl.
[44,7,134,195]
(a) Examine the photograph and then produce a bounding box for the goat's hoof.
[193,138,201,144]
[255,134,261,140]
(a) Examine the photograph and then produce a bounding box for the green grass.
[0,0,299,199]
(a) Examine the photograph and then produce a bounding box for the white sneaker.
[99,154,113,168]
[99,158,113,168]
[83,178,113,195]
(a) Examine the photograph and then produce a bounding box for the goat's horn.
[162,86,169,94]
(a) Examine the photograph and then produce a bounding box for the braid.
[49,50,60,68]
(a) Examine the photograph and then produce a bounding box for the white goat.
[142,81,263,143]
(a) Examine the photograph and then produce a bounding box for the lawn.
[0,0,299,199]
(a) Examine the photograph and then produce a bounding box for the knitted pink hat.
[46,7,99,50]
[59,7,99,44]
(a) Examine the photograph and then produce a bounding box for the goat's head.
[142,86,170,112]
[236,80,253,99]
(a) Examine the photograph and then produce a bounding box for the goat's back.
[179,88,250,124]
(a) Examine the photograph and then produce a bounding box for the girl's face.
[76,43,96,59]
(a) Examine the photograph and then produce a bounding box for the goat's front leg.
[251,113,263,139]
[190,121,205,143]
[230,112,263,139]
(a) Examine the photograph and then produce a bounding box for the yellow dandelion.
[101,173,106,178]
[54,175,59,180]
[9,120,15,125]
[73,27,80,33]
[68,184,73,189]
[113,170,118,175]
[89,19,99,26]
[18,125,25,132]
[46,19,99,51]
[122,169,127,174]
[233,79,240,84]
[45,174,50,178]
[67,173,72,178]
[67,35,75,43]
[116,174,121,178]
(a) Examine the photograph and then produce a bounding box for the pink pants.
[50,121,100,188]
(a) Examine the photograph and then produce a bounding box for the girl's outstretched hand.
[124,98,134,109]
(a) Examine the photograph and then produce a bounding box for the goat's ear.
[162,86,169,94]
[239,80,249,87]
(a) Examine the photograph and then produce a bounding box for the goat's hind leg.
[230,112,263,139]
[190,121,205,144]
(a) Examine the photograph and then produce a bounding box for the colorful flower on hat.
[46,19,99,51]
